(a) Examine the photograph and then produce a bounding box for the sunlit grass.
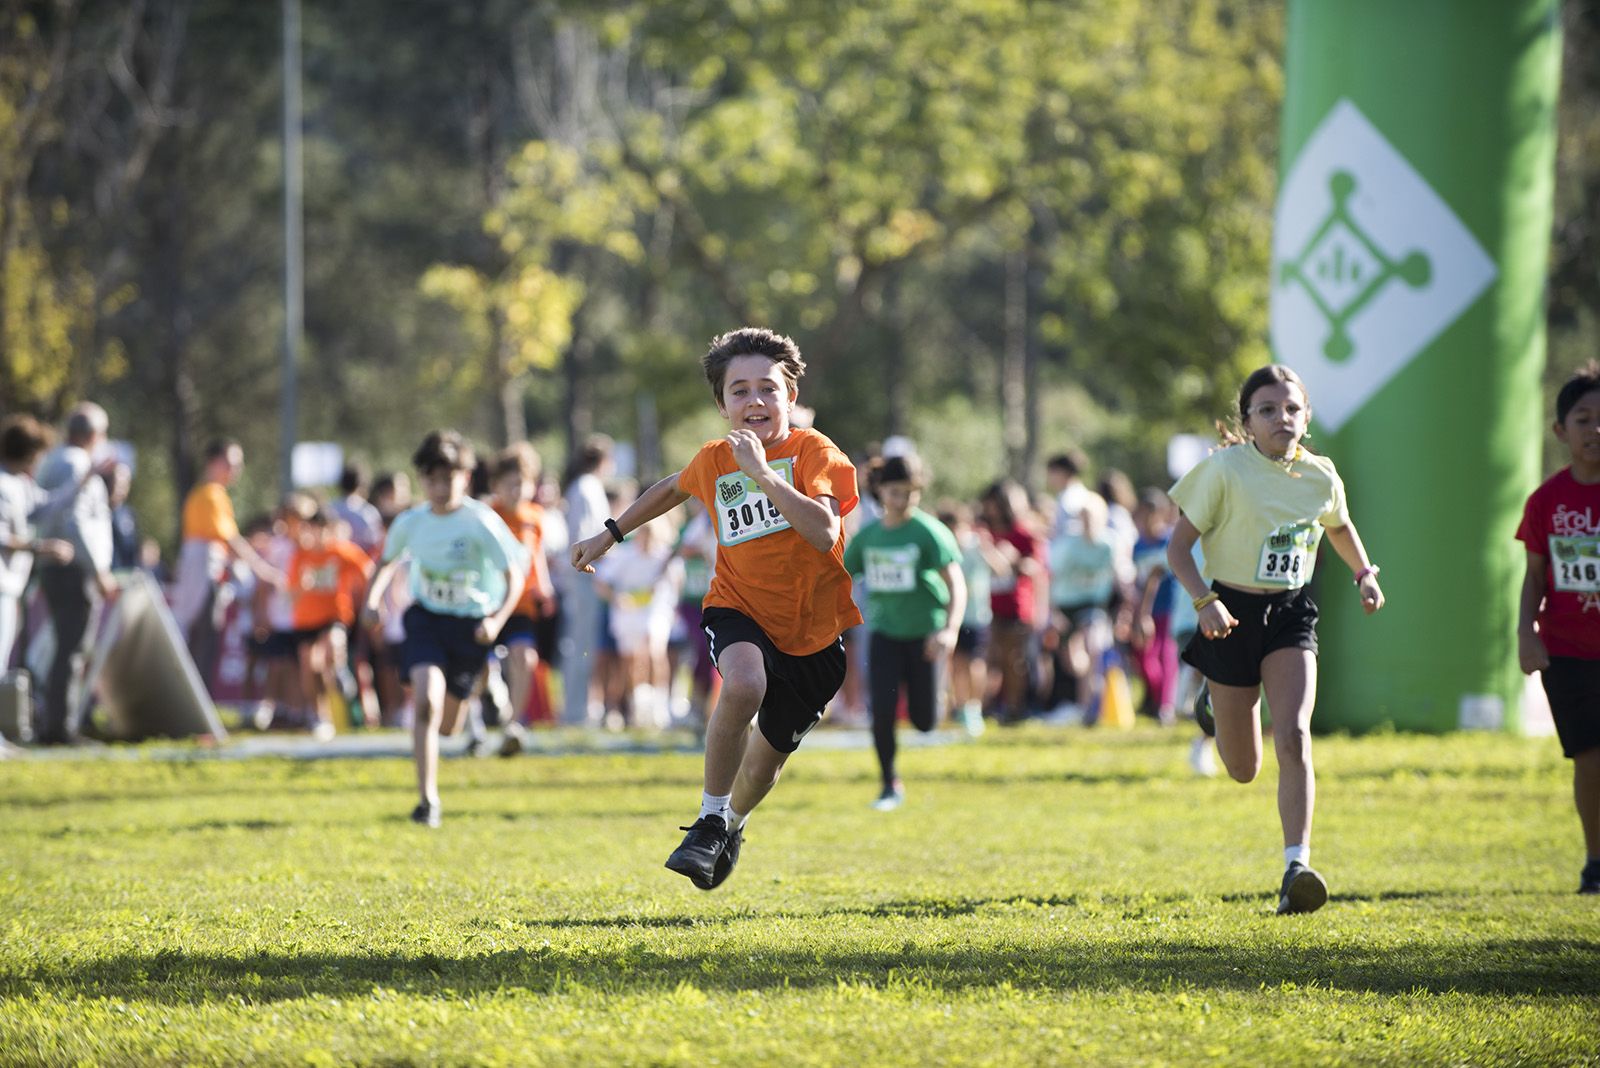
[2,726,1595,1066]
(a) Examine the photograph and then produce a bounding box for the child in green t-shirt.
[843,453,966,810]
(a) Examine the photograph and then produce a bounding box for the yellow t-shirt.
[181,482,239,545]
[1168,443,1348,590]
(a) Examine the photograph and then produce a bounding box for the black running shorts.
[1542,656,1600,758]
[701,606,847,754]
[1181,583,1318,688]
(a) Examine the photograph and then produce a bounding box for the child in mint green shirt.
[363,430,526,827]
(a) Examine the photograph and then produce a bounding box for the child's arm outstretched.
[571,473,690,574]
[1323,521,1385,614]
[1517,548,1550,674]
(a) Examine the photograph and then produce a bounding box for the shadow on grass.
[6,924,1594,1004]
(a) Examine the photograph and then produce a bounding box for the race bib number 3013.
[1550,535,1600,593]
[715,459,796,547]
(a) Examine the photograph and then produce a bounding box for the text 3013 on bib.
[715,458,796,547]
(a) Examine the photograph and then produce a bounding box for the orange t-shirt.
[676,427,861,655]
[181,482,239,544]
[289,539,373,629]
[492,498,546,617]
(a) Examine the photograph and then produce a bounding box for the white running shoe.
[1189,735,1217,777]
[871,781,906,811]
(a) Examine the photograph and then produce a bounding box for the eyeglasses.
[1248,402,1306,421]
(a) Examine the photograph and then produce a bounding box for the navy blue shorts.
[702,607,846,754]
[401,605,493,699]
[495,613,537,648]
[1181,583,1318,688]
[250,630,299,660]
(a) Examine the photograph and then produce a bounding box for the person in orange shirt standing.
[572,327,861,890]
[172,439,283,686]
[489,443,556,755]
[288,505,373,740]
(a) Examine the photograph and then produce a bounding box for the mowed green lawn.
[1,727,1596,1067]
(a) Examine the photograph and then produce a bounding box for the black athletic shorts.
[955,623,988,656]
[1181,582,1318,688]
[701,606,847,754]
[1542,656,1600,758]
[495,613,537,648]
[401,605,493,700]
[250,630,299,660]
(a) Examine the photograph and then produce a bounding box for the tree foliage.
[0,0,1592,543]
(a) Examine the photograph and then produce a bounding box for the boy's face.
[493,472,529,504]
[421,466,469,511]
[716,355,797,446]
[1556,388,1600,467]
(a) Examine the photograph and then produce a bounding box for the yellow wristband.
[1192,592,1221,611]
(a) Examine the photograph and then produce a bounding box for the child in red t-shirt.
[1517,362,1600,895]
[571,327,861,890]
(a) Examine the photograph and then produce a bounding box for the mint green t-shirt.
[381,498,528,618]
[842,510,962,640]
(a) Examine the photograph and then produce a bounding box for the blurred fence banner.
[1273,0,1561,732]
[79,571,227,742]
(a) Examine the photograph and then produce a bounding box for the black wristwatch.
[604,518,625,544]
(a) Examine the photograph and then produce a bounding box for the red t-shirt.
[988,523,1043,624]
[1516,466,1600,660]
[676,427,862,655]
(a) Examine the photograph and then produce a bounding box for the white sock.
[1284,844,1310,870]
[699,791,732,823]
[728,808,748,832]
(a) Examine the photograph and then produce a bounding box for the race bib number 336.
[715,459,795,547]
[1256,522,1317,586]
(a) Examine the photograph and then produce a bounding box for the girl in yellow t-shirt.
[1166,365,1386,916]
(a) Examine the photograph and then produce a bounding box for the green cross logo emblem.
[1276,172,1432,364]
[1271,101,1497,431]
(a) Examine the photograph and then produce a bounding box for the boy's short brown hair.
[492,442,540,482]
[412,429,475,474]
[0,415,52,464]
[703,327,806,401]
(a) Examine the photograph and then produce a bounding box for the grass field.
[2,726,1597,1066]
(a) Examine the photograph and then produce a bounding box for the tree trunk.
[1001,246,1027,482]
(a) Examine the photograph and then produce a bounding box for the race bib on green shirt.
[714,458,795,547]
[1550,535,1600,593]
[1256,522,1316,586]
[864,545,918,592]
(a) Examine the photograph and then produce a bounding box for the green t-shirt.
[842,509,961,639]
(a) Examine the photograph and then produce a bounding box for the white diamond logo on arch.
[1270,99,1497,432]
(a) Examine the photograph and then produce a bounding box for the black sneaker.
[410,801,441,828]
[1193,684,1215,738]
[1579,860,1600,895]
[1276,861,1328,914]
[703,824,743,891]
[665,815,729,889]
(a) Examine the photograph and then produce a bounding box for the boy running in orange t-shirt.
[289,506,373,739]
[490,443,556,754]
[572,327,861,890]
